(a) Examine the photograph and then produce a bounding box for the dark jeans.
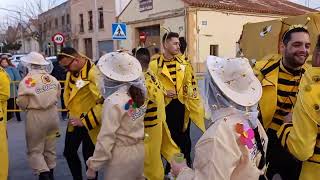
[60,89,67,119]
[63,126,97,180]
[266,129,302,180]
[165,99,192,174]
[7,98,21,121]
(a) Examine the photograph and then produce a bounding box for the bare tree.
[16,0,59,20]
[0,0,63,53]
[3,0,63,44]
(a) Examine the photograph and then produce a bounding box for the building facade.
[70,0,116,61]
[118,0,315,72]
[15,20,40,53]
[38,1,72,56]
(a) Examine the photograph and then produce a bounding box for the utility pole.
[94,0,99,61]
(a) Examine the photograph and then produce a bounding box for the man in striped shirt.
[57,47,102,180]
[254,27,311,180]
[276,35,320,180]
[149,32,205,175]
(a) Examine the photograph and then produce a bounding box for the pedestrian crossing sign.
[112,23,127,40]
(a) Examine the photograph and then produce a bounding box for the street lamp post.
[0,8,25,53]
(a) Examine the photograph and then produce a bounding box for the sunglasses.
[58,53,77,70]
[60,58,76,70]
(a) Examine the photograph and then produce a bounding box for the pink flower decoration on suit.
[235,122,255,149]
[25,77,36,88]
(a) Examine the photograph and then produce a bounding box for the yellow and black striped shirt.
[271,62,304,131]
[163,60,177,85]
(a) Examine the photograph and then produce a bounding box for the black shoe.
[39,172,51,180]
[49,169,54,180]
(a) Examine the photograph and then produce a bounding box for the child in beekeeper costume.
[171,56,268,180]
[17,52,60,180]
[86,52,146,180]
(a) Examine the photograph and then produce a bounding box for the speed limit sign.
[52,33,65,45]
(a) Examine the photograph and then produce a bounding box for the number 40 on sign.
[52,33,65,45]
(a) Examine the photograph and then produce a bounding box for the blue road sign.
[112,23,127,40]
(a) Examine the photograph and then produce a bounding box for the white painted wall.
[118,15,185,51]
[119,0,185,23]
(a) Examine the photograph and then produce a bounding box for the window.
[48,20,52,29]
[79,14,84,32]
[210,45,219,56]
[67,14,70,24]
[55,18,58,28]
[62,15,65,26]
[98,7,104,29]
[88,10,93,31]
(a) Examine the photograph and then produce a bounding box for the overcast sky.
[291,0,320,8]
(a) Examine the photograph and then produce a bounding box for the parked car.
[11,54,26,67]
[45,56,55,74]
[46,56,57,63]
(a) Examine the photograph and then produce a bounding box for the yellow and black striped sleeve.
[277,67,320,162]
[80,64,103,130]
[253,54,282,82]
[190,64,198,90]
[144,100,158,128]
[80,103,103,131]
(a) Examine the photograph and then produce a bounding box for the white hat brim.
[21,56,50,65]
[207,56,262,107]
[98,53,142,82]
